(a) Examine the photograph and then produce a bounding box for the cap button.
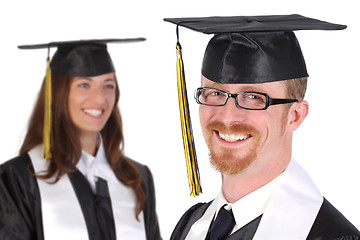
[247,17,260,22]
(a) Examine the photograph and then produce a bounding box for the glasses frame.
[195,87,299,110]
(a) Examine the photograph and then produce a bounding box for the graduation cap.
[163,14,346,196]
[18,38,146,159]
[18,38,146,76]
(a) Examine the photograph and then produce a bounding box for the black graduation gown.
[170,199,360,240]
[0,153,162,240]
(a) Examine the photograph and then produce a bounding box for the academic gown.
[170,159,359,240]
[0,153,161,240]
[170,199,360,240]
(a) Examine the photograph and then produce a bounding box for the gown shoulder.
[307,198,360,240]
[0,154,44,240]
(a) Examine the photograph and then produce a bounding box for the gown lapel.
[227,215,262,240]
[30,144,147,240]
[29,145,88,240]
[67,171,116,240]
[252,159,323,239]
[107,179,146,239]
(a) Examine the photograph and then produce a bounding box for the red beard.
[204,121,261,175]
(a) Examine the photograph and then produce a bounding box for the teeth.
[83,109,102,116]
[219,132,250,142]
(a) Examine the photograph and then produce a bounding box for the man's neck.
[222,156,291,203]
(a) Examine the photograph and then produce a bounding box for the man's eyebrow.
[240,86,266,93]
[202,81,222,88]
[202,82,266,93]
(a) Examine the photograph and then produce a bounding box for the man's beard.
[205,122,261,175]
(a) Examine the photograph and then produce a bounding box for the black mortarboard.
[18,38,146,77]
[163,15,346,196]
[164,14,346,84]
[18,38,146,159]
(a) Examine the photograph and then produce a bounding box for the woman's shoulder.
[127,158,156,189]
[0,153,37,190]
[1,153,33,174]
[128,158,151,177]
[0,153,42,239]
[0,153,39,201]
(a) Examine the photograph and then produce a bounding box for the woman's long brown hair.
[20,74,145,219]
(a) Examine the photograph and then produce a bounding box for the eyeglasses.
[195,87,298,110]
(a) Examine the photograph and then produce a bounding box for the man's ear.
[287,100,309,132]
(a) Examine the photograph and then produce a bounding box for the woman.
[0,39,161,240]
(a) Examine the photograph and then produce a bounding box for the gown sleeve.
[131,160,162,240]
[0,154,44,240]
[307,198,360,239]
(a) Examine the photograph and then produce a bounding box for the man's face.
[199,77,292,175]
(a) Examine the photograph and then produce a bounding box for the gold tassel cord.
[176,43,202,196]
[43,57,53,159]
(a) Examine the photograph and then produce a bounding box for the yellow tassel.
[43,57,53,159]
[176,43,202,196]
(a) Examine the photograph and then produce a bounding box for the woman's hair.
[20,74,145,218]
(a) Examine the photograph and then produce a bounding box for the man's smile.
[218,131,252,143]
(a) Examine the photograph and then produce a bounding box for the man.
[164,15,359,239]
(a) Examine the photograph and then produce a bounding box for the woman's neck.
[79,132,99,156]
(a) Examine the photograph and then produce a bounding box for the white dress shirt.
[76,136,118,192]
[186,173,282,240]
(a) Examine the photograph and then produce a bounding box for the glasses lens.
[237,92,267,109]
[197,88,227,106]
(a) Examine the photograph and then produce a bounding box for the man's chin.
[209,151,256,175]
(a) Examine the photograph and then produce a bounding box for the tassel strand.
[43,57,53,159]
[176,43,201,196]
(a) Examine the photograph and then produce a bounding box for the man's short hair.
[284,77,308,101]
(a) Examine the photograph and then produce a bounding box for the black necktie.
[95,177,116,240]
[207,205,236,240]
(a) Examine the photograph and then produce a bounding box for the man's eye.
[212,91,223,96]
[243,93,266,104]
[248,94,260,99]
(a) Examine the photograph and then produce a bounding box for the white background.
[0,0,359,238]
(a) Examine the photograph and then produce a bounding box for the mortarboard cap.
[18,38,146,77]
[163,14,346,196]
[164,14,347,84]
[18,38,146,160]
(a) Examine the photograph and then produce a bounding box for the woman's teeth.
[83,109,102,117]
[219,132,250,142]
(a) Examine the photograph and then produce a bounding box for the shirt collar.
[213,173,283,230]
[76,135,117,182]
[185,172,283,240]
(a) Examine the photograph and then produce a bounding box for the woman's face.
[68,72,116,138]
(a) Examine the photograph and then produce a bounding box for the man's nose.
[220,96,247,125]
